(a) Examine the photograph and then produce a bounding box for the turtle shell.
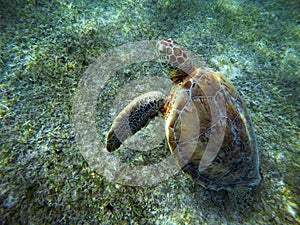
[165,68,261,190]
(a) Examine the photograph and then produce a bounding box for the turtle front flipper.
[106,91,166,152]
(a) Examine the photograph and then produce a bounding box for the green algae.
[0,0,299,224]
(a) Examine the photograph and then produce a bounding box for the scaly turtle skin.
[106,39,261,190]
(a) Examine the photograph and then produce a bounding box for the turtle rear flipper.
[106,91,166,152]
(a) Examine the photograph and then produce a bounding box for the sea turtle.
[106,39,261,190]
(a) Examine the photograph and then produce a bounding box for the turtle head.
[156,39,197,83]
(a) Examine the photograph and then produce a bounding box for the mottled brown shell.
[156,39,260,190]
[164,68,260,190]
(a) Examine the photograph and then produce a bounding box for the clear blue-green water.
[0,0,299,224]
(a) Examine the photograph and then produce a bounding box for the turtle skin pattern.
[106,91,165,152]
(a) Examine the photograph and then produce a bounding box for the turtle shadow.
[188,183,263,223]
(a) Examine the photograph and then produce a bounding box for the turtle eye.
[165,39,176,48]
